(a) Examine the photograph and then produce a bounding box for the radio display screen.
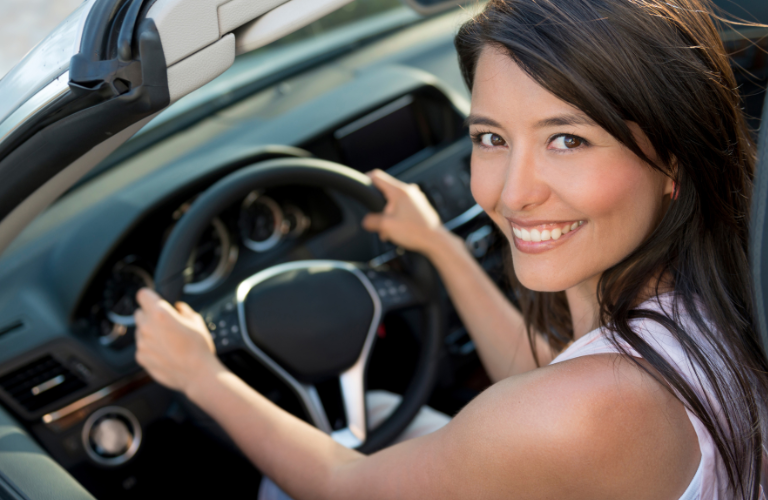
[335,95,426,172]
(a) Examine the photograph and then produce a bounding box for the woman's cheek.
[470,156,505,216]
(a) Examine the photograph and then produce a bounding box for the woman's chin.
[511,263,578,293]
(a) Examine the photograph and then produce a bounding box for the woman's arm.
[133,290,699,499]
[363,170,553,380]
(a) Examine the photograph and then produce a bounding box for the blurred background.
[0,0,83,78]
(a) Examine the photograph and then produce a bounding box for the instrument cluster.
[75,185,338,349]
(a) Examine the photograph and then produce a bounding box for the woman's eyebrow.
[464,114,503,128]
[464,113,598,129]
[534,113,598,128]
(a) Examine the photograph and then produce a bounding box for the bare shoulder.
[424,354,700,500]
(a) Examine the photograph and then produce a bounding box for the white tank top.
[548,294,763,499]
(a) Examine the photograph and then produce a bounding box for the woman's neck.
[566,271,675,340]
[566,275,601,340]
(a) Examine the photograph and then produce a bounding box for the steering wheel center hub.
[239,262,377,383]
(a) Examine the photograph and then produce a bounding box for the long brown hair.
[456,0,768,495]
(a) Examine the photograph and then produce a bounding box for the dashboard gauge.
[240,192,284,252]
[282,204,311,237]
[103,258,154,328]
[184,217,238,295]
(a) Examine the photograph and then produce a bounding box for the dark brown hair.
[456,0,768,495]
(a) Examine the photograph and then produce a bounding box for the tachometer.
[184,217,238,295]
[239,192,284,252]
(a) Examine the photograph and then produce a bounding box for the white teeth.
[514,221,581,243]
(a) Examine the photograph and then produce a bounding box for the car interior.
[0,0,765,498]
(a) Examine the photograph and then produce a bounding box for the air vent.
[0,355,86,413]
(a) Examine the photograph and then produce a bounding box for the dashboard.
[0,10,494,498]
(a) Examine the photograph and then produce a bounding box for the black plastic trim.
[0,14,169,223]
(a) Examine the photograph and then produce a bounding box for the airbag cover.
[244,266,374,381]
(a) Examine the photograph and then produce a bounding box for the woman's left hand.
[134,288,220,395]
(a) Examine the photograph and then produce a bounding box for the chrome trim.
[237,260,382,446]
[31,375,65,396]
[465,224,493,258]
[241,193,284,252]
[42,373,151,425]
[82,406,142,467]
[184,217,239,295]
[443,203,484,231]
[99,323,128,347]
[0,72,70,145]
[43,386,114,424]
[369,204,485,268]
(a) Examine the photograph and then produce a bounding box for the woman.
[133,0,768,497]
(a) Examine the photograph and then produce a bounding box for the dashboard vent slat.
[0,356,86,412]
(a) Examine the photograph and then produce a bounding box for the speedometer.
[239,192,284,252]
[169,200,239,295]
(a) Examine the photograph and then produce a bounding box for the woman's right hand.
[362,169,447,256]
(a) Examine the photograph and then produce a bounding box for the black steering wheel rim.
[154,157,444,454]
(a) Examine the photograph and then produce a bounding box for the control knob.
[82,406,141,466]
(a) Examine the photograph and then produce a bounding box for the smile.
[507,219,585,253]
[511,220,583,242]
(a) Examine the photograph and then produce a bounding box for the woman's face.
[469,47,673,293]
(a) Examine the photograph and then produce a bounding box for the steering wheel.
[153,157,444,454]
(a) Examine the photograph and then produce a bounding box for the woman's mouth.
[507,219,585,254]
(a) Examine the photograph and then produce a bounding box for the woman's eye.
[550,134,585,150]
[480,133,506,147]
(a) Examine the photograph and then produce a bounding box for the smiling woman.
[455,0,767,495]
[133,0,768,498]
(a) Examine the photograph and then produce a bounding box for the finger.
[136,287,162,310]
[362,213,383,232]
[154,296,181,320]
[368,169,408,196]
[134,308,146,327]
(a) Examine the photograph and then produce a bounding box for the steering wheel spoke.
[201,293,244,354]
[362,267,426,313]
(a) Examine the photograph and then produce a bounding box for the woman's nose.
[499,149,550,212]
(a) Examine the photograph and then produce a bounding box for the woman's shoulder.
[441,352,700,499]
